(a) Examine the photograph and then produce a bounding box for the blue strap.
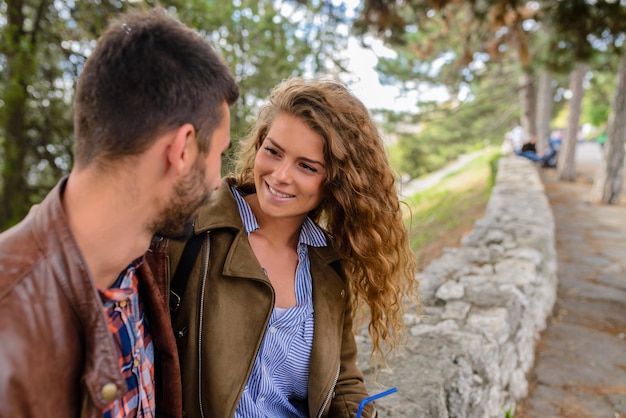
[355,387,398,418]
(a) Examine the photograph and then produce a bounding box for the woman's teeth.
[269,185,293,198]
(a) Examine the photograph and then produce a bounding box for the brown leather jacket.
[0,178,182,418]
[167,179,374,418]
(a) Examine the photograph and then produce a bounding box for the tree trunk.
[1,0,31,230]
[535,69,554,155]
[590,52,626,204]
[519,67,537,143]
[557,62,587,182]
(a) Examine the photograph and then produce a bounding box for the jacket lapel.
[308,246,347,417]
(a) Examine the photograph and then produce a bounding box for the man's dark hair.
[73,8,239,167]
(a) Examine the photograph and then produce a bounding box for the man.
[0,8,238,418]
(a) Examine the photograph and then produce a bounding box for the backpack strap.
[169,232,207,312]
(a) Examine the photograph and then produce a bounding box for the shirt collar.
[230,186,327,248]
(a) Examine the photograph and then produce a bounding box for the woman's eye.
[300,163,317,173]
[264,146,279,156]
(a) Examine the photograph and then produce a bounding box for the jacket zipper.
[317,364,340,418]
[197,232,211,418]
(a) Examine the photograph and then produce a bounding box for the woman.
[169,77,419,418]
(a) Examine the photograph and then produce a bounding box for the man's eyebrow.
[266,138,325,167]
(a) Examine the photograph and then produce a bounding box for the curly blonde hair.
[233,77,419,365]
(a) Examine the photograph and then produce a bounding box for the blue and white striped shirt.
[231,187,327,418]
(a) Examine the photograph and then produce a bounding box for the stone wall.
[357,157,558,418]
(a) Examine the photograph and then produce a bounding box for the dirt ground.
[514,164,626,418]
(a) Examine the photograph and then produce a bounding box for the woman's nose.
[272,161,292,183]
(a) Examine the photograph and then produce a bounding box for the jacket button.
[101,383,118,401]
[340,290,345,298]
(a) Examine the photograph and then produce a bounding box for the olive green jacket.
[168,179,374,418]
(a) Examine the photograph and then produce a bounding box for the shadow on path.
[517,143,626,418]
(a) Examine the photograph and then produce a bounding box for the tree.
[175,0,349,139]
[0,0,349,230]
[518,67,536,142]
[394,60,520,178]
[354,0,626,203]
[580,57,616,131]
[350,0,551,164]
[590,51,626,204]
[544,0,626,195]
[2,0,34,228]
[1,0,130,228]
[535,69,554,154]
[556,62,586,181]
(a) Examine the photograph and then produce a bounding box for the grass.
[400,147,501,268]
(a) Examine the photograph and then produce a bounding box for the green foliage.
[358,0,626,75]
[582,62,617,128]
[488,151,500,188]
[390,61,518,178]
[167,0,333,173]
[402,147,499,254]
[0,0,349,230]
[354,0,626,153]
[170,0,349,141]
[370,2,518,99]
[540,0,626,66]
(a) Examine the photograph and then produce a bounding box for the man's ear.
[167,123,197,176]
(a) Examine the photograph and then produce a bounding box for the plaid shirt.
[100,257,155,418]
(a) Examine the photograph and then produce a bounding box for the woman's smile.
[266,183,295,199]
[253,113,326,221]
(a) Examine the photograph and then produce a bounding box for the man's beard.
[150,158,211,241]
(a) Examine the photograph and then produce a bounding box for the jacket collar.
[29,177,127,408]
[194,178,245,234]
[33,178,181,414]
[194,179,342,267]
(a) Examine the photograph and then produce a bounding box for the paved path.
[517,142,626,418]
[397,149,486,197]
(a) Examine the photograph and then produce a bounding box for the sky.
[329,0,456,114]
[341,37,422,113]
[340,34,451,114]
[281,0,450,114]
